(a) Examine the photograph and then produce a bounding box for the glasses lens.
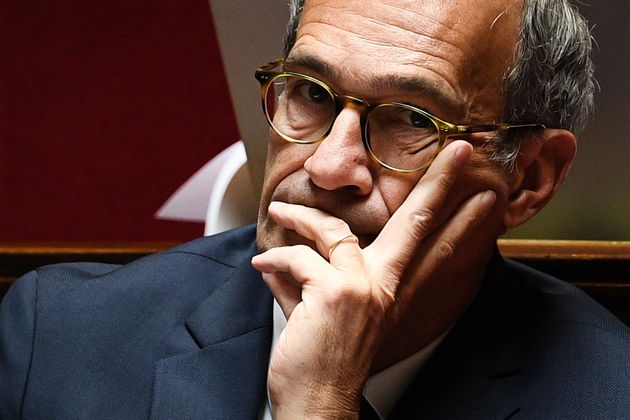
[366,104,441,171]
[264,75,335,143]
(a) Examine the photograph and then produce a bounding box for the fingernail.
[480,190,497,207]
[268,201,287,212]
[454,142,472,167]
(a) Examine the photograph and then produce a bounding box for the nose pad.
[303,108,373,194]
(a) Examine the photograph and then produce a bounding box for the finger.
[368,141,472,272]
[252,245,335,284]
[261,272,301,319]
[418,189,497,274]
[327,234,362,269]
[267,201,363,268]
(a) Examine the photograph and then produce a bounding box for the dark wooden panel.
[498,240,630,326]
[1,240,629,325]
[0,242,178,278]
[0,278,14,300]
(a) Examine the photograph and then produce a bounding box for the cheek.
[371,149,513,224]
[446,153,513,226]
[263,132,290,172]
[463,149,513,199]
[375,173,421,215]
[260,136,316,206]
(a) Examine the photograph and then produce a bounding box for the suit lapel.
[149,242,531,419]
[150,255,273,419]
[390,251,528,419]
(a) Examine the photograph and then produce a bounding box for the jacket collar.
[150,242,273,419]
[390,250,528,419]
[185,248,273,347]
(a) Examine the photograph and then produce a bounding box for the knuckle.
[324,218,350,236]
[408,209,435,240]
[436,239,457,263]
[323,280,371,306]
[293,244,314,259]
[465,203,486,225]
[433,172,454,193]
[425,167,456,192]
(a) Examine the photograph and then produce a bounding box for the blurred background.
[506,1,630,240]
[0,0,627,242]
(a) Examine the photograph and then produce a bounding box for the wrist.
[269,378,364,420]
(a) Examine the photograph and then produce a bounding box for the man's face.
[257,0,523,252]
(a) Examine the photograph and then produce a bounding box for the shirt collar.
[362,328,448,418]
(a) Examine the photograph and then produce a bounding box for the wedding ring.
[328,234,358,259]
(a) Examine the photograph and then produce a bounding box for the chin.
[255,215,308,253]
[255,214,275,253]
[256,217,377,257]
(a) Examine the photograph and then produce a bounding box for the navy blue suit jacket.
[1,225,629,419]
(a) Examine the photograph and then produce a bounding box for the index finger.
[266,202,364,270]
[368,140,472,271]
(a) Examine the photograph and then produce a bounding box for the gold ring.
[328,234,358,259]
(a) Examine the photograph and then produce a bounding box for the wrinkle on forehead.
[293,19,467,117]
[295,0,523,122]
[285,50,466,115]
[300,2,468,68]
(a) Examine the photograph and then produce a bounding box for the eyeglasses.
[255,59,545,173]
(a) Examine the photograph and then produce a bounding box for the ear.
[503,129,576,228]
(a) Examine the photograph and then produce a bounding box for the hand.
[251,141,497,419]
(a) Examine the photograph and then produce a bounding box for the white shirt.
[261,300,448,419]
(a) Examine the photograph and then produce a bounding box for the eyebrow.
[284,54,464,116]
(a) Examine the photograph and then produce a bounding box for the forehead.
[290,0,522,119]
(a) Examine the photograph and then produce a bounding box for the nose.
[303,107,373,195]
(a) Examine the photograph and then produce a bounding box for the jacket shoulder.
[503,257,630,340]
[162,224,257,267]
[500,259,630,417]
[0,225,260,418]
[4,225,258,329]
[31,224,257,282]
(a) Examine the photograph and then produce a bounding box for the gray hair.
[283,0,595,169]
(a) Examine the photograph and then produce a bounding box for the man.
[1,0,628,418]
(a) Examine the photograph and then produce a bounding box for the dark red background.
[0,0,239,242]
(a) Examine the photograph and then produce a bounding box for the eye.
[409,111,433,129]
[298,81,328,103]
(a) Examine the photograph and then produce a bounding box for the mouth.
[280,227,376,251]
[268,178,391,237]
